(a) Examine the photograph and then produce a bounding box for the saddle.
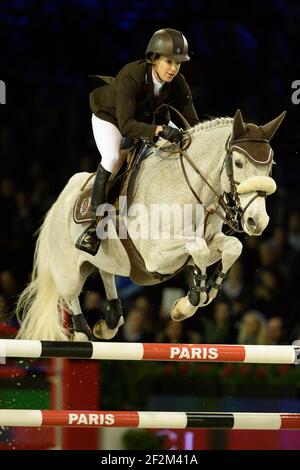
[73,140,187,285]
[73,139,141,224]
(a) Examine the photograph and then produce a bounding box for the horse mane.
[188,117,233,137]
[156,116,233,153]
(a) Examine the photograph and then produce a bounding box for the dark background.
[0,0,300,344]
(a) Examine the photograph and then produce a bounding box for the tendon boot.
[75,162,111,255]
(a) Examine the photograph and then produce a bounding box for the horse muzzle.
[244,215,269,236]
[237,176,275,236]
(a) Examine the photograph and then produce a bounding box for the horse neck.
[186,123,232,204]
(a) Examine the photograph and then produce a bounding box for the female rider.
[76,28,199,255]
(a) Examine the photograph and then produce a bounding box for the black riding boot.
[75,163,111,255]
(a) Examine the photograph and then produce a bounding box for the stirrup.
[75,222,100,256]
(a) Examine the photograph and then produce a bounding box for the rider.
[76,28,200,255]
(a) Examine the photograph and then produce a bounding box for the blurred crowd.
[1,0,300,344]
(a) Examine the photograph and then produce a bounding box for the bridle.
[152,105,273,235]
[217,136,273,233]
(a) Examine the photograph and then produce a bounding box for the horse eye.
[235,160,243,169]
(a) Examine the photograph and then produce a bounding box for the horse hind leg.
[93,270,124,340]
[49,260,94,341]
[69,298,92,341]
[64,262,96,341]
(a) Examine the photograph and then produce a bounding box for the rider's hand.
[158,125,182,144]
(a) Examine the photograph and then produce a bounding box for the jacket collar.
[144,63,171,108]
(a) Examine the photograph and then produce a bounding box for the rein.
[151,108,271,234]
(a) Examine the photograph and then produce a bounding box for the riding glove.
[158,125,182,144]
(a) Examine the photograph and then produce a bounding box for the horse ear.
[261,111,286,141]
[232,109,246,140]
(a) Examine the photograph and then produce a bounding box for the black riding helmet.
[145,28,190,63]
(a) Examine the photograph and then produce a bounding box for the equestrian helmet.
[145,28,190,63]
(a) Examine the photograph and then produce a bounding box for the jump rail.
[0,410,300,430]
[0,340,299,364]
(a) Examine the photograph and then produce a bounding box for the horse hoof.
[71,331,90,342]
[170,297,196,322]
[93,316,124,340]
[200,293,214,307]
[171,311,188,322]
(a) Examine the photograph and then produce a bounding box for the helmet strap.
[152,64,164,84]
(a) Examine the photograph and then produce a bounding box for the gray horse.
[15,109,285,341]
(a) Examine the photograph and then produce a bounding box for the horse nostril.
[247,217,256,228]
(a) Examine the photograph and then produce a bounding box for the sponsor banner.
[142,344,246,362]
[41,411,139,427]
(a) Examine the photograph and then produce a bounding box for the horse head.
[220,109,286,236]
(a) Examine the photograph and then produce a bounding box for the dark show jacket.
[89,59,199,140]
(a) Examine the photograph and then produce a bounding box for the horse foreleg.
[205,232,243,305]
[93,270,124,340]
[171,237,210,321]
[69,297,92,341]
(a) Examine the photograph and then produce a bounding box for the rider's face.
[153,56,181,83]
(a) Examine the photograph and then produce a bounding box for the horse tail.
[16,205,69,341]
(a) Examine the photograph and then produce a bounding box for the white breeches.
[91,113,178,172]
[91,114,123,172]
